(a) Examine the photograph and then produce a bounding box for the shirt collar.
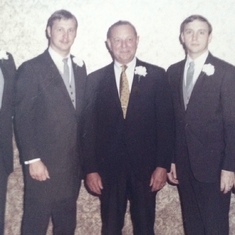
[48,47,71,63]
[186,51,209,67]
[114,57,137,71]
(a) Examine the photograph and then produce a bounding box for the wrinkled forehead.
[109,24,137,38]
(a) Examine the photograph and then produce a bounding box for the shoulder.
[205,54,235,81]
[16,51,51,81]
[18,50,49,69]
[88,63,113,79]
[167,60,185,83]
[5,52,14,61]
[209,54,235,71]
[136,59,165,75]
[71,55,87,71]
[167,60,185,73]
[1,51,16,71]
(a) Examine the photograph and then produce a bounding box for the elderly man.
[83,20,174,235]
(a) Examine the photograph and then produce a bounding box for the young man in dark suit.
[14,10,87,235]
[167,15,235,235]
[83,20,174,235]
[0,51,16,234]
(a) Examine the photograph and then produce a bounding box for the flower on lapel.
[72,56,84,67]
[0,50,8,60]
[134,66,147,77]
[202,63,215,76]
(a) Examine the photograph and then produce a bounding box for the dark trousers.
[0,162,8,235]
[100,170,157,235]
[177,156,231,235]
[21,196,77,235]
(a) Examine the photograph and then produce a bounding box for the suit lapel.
[175,61,186,112]
[71,56,86,116]
[105,63,122,111]
[0,56,13,81]
[186,53,213,111]
[0,55,15,114]
[129,59,141,105]
[42,51,76,113]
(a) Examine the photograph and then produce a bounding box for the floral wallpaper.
[2,0,235,234]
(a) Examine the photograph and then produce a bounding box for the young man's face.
[47,18,77,57]
[181,19,212,59]
[107,24,139,65]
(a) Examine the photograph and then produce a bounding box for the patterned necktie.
[63,58,70,83]
[120,65,129,118]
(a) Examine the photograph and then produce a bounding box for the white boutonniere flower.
[202,63,215,76]
[72,57,84,67]
[134,66,147,77]
[0,50,9,60]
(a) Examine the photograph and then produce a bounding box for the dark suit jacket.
[167,53,235,183]
[82,59,174,181]
[0,53,16,175]
[14,50,87,201]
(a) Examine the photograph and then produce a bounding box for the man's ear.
[106,39,111,51]
[180,33,185,44]
[46,26,51,38]
[208,33,212,44]
[136,36,139,45]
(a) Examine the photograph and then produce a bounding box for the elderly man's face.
[107,24,139,64]
[47,18,77,57]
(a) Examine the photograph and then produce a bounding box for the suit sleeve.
[81,73,99,174]
[166,66,177,164]
[155,69,175,171]
[14,62,40,162]
[221,64,235,172]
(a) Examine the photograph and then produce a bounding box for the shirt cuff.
[24,158,41,165]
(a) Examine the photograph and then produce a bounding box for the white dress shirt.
[184,51,209,87]
[48,47,73,84]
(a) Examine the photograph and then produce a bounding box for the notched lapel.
[71,59,86,115]
[176,62,186,112]
[0,56,15,81]
[42,52,75,111]
[130,60,146,98]
[130,73,141,97]
[186,55,214,110]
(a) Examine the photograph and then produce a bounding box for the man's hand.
[167,163,179,185]
[86,172,103,195]
[29,160,50,181]
[220,170,234,194]
[150,167,167,192]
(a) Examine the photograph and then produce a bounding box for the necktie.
[186,61,194,92]
[120,65,129,118]
[63,58,70,83]
[184,61,195,107]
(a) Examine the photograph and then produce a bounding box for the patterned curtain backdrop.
[2,0,235,234]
